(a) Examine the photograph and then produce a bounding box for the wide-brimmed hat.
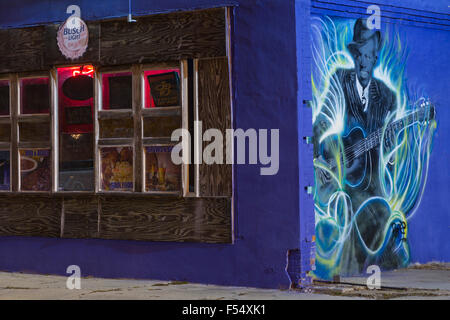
[347,18,382,56]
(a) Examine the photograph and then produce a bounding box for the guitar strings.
[324,117,410,168]
[320,109,428,175]
[326,113,420,168]
[325,129,379,168]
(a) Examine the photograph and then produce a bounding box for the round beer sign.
[57,16,89,60]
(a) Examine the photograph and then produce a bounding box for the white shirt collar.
[356,76,371,112]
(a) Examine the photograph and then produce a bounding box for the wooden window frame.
[96,65,135,193]
[15,72,54,193]
[0,75,12,192]
[0,60,196,196]
[141,62,188,196]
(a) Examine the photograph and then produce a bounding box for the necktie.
[362,92,367,111]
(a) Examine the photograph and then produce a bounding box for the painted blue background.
[400,25,450,263]
[0,0,448,287]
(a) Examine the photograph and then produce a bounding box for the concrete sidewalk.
[341,263,450,291]
[0,271,349,300]
[0,263,448,300]
[313,263,450,300]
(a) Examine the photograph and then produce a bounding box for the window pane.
[0,80,10,116]
[0,123,11,142]
[20,149,51,191]
[65,106,93,125]
[99,118,134,139]
[144,69,180,108]
[144,146,181,192]
[0,150,10,191]
[100,146,133,191]
[20,77,50,114]
[59,133,94,191]
[102,72,132,110]
[58,66,94,191]
[19,121,50,142]
[143,116,181,138]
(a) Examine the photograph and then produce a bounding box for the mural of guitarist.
[312,17,436,278]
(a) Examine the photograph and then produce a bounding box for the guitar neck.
[353,109,426,158]
[324,108,431,170]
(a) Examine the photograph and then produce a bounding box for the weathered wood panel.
[100,8,226,66]
[0,27,46,74]
[197,57,232,197]
[0,8,226,74]
[44,22,101,66]
[61,197,99,239]
[0,195,60,237]
[99,196,232,243]
[0,194,232,243]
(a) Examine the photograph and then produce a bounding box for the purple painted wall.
[400,25,450,263]
[0,0,301,289]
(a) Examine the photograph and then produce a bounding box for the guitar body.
[341,126,369,188]
[315,126,369,204]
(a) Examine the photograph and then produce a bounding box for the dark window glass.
[0,150,10,191]
[58,66,94,191]
[20,77,50,114]
[65,106,93,125]
[0,124,11,143]
[0,80,10,116]
[102,72,132,110]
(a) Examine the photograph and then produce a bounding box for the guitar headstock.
[419,100,436,121]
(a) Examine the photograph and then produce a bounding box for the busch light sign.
[57,16,89,60]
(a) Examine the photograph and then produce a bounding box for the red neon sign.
[73,65,94,77]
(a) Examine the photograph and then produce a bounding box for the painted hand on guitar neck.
[384,127,396,151]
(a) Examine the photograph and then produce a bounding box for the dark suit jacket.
[333,68,397,207]
[336,68,396,136]
[313,67,398,216]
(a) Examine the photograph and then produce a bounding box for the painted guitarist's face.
[354,37,378,87]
